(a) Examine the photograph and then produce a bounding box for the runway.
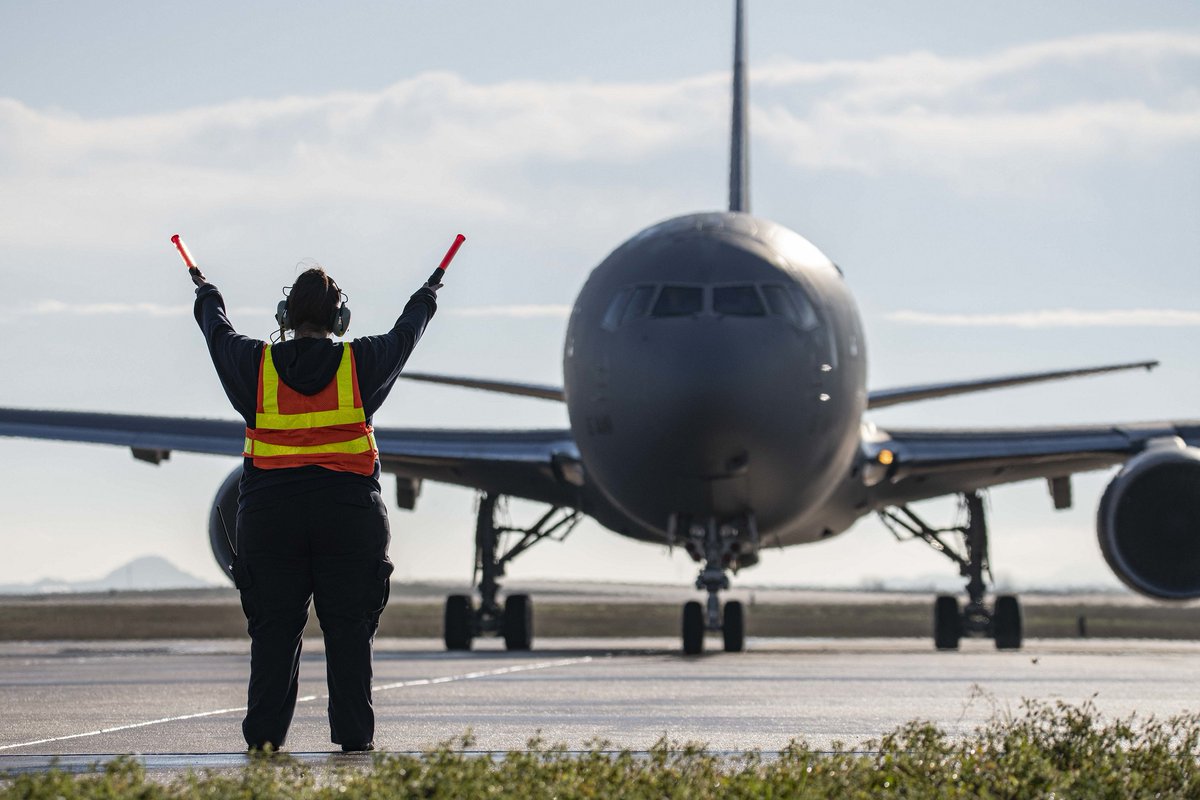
[2,637,1198,774]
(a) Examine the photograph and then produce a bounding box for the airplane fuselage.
[564,212,868,548]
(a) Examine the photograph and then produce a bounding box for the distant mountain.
[0,555,216,594]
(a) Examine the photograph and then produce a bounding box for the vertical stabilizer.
[728,0,749,213]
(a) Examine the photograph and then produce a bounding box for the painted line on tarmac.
[373,656,593,692]
[0,656,595,753]
[0,705,248,753]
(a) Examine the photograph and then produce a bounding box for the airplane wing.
[863,419,1200,507]
[866,360,1158,409]
[0,408,581,507]
[0,408,244,463]
[373,426,582,506]
[398,360,1158,409]
[400,373,564,402]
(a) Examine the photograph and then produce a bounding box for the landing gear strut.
[678,516,756,655]
[443,493,581,652]
[880,492,1022,651]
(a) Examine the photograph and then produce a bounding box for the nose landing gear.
[678,516,756,655]
[881,492,1023,651]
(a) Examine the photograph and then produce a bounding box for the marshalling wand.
[427,234,466,286]
[170,234,203,278]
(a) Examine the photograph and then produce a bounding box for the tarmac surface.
[2,636,1198,774]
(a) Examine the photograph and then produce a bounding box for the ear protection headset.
[275,277,352,338]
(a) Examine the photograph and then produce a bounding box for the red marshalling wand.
[170,234,198,271]
[427,233,466,285]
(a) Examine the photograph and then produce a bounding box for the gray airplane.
[2,1,1198,654]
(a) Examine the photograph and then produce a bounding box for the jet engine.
[1097,443,1200,599]
[208,467,241,583]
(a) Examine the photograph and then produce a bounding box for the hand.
[424,281,443,295]
[189,266,208,288]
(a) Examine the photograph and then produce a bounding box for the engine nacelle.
[1097,442,1200,600]
[208,467,241,584]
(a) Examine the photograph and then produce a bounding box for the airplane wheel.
[722,600,745,653]
[444,594,474,651]
[933,595,961,651]
[682,601,704,655]
[503,594,533,651]
[993,594,1023,650]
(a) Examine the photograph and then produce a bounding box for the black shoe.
[341,742,374,753]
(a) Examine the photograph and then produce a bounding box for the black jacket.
[194,283,437,510]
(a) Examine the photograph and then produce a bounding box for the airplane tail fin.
[728,0,749,213]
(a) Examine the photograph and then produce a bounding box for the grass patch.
[5,701,1199,798]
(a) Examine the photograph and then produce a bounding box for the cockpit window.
[788,287,820,330]
[713,285,765,316]
[601,287,633,331]
[652,286,704,317]
[761,285,795,317]
[762,284,820,330]
[604,282,822,328]
[623,285,657,324]
[601,285,657,331]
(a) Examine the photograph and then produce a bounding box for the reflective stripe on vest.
[243,343,378,475]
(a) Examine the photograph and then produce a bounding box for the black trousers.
[233,485,393,750]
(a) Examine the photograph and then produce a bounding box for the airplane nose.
[595,315,828,519]
[638,328,776,475]
[562,212,865,535]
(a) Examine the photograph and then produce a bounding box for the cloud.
[754,31,1200,99]
[448,304,572,319]
[18,300,269,318]
[0,31,1197,252]
[887,308,1200,328]
[0,71,723,252]
[751,32,1200,181]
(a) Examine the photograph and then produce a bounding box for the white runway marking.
[0,706,248,753]
[0,656,594,752]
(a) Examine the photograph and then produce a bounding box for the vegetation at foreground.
[4,701,1198,799]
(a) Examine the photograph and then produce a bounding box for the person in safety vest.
[190,260,439,752]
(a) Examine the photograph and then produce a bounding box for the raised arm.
[191,281,263,424]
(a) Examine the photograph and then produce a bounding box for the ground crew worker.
[190,261,439,752]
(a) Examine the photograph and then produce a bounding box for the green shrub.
[4,701,1198,799]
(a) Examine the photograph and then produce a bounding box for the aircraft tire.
[503,594,533,651]
[722,600,745,652]
[444,594,474,651]
[682,601,704,655]
[933,595,961,651]
[993,594,1023,650]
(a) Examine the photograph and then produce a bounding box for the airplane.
[2,0,1198,655]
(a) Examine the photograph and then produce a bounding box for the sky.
[0,1,1198,594]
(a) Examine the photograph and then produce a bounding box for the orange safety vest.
[242,343,378,476]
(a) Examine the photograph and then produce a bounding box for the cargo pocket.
[370,559,394,624]
[233,557,255,623]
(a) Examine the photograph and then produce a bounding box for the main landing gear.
[443,493,581,652]
[880,492,1023,651]
[678,516,758,655]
